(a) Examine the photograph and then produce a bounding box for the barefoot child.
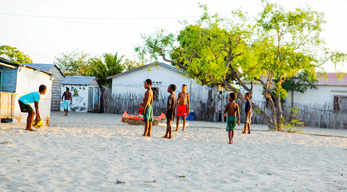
[138,103,144,115]
[142,79,154,137]
[242,92,252,134]
[223,92,240,144]
[18,85,47,131]
[163,84,177,139]
[175,84,190,132]
[62,87,72,116]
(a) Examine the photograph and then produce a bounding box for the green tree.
[88,53,125,86]
[0,45,32,63]
[123,59,145,71]
[281,71,318,111]
[136,2,346,130]
[54,50,90,76]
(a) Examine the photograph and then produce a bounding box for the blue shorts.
[63,100,71,110]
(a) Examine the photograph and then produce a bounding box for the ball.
[33,120,43,128]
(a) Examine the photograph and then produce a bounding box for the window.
[334,96,347,111]
[152,87,159,101]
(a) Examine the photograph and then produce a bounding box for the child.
[142,79,154,137]
[138,103,144,115]
[18,85,47,131]
[163,84,177,139]
[242,92,252,134]
[223,92,240,144]
[175,84,190,132]
[62,87,72,116]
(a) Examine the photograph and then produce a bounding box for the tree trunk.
[274,95,283,131]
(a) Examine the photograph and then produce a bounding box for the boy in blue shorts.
[18,85,47,131]
[223,92,240,144]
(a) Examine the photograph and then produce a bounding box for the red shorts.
[177,105,188,117]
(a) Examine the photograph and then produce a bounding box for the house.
[60,76,100,112]
[0,58,52,123]
[247,73,347,110]
[22,63,65,111]
[106,62,221,121]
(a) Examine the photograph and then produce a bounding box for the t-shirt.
[139,107,144,115]
[167,93,177,117]
[19,92,40,105]
[245,99,251,113]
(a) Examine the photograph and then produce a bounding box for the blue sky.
[1,0,346,72]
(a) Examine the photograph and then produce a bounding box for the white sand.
[0,112,346,191]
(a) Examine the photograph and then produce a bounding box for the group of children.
[18,81,252,144]
[140,79,190,139]
[223,92,252,144]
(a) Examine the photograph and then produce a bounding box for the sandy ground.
[0,112,346,192]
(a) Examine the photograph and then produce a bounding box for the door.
[93,88,99,112]
[88,87,93,112]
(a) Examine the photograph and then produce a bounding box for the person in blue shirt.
[18,85,47,131]
[242,92,252,134]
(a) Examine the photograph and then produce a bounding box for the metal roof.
[61,76,97,85]
[0,58,52,76]
[106,62,183,80]
[21,63,65,77]
[316,73,347,86]
[22,63,55,72]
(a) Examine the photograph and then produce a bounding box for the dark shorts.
[18,100,33,113]
[166,111,174,122]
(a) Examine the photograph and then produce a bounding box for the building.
[60,76,100,112]
[0,58,53,122]
[247,73,347,110]
[107,62,221,121]
[22,63,65,111]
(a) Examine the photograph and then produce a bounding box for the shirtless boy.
[142,79,154,137]
[223,92,240,144]
[163,84,177,139]
[175,84,190,132]
[62,87,72,116]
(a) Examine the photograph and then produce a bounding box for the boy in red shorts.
[175,84,190,132]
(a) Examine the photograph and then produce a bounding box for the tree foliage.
[88,53,125,86]
[54,50,90,76]
[0,45,33,63]
[136,2,347,130]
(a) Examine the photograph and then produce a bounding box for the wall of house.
[14,67,52,122]
[241,84,347,109]
[0,65,18,93]
[110,65,218,110]
[60,85,89,112]
[47,66,65,111]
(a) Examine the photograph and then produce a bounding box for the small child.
[223,92,240,144]
[18,85,47,131]
[242,92,252,134]
[138,103,144,115]
[163,84,177,139]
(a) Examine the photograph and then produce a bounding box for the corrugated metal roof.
[22,63,55,72]
[316,73,347,86]
[106,62,182,79]
[61,76,97,85]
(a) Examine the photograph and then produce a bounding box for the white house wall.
[60,85,89,112]
[111,65,217,109]
[241,84,347,109]
[14,67,52,122]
